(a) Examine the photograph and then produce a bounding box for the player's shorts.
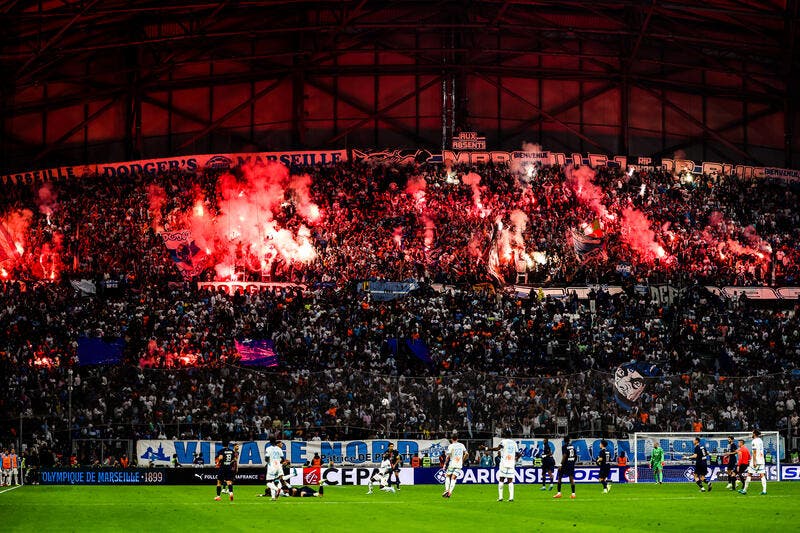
[217,467,233,482]
[266,467,283,482]
[497,466,515,480]
[650,464,662,472]
[694,464,708,478]
[747,464,766,477]
[445,465,463,477]
[542,459,555,473]
[737,464,748,476]
[599,466,611,478]
[557,464,575,477]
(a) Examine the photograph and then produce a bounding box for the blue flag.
[405,338,433,366]
[78,337,124,365]
[235,339,279,367]
[387,338,433,368]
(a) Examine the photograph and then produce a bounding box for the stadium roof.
[1,1,798,171]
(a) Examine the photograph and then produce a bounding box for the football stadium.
[2,1,800,531]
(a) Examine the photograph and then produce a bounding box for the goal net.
[631,432,782,483]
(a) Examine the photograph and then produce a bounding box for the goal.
[631,432,782,483]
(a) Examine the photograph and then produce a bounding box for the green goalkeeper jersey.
[650,447,665,467]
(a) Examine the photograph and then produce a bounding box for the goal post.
[631,432,782,483]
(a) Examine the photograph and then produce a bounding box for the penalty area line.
[0,485,22,495]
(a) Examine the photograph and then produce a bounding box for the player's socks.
[508,482,514,501]
[498,481,503,501]
[571,482,575,495]
[696,480,703,489]
[229,483,234,501]
[216,485,222,497]
[761,477,767,493]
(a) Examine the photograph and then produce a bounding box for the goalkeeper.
[649,441,665,484]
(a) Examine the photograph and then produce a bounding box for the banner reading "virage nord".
[137,439,450,468]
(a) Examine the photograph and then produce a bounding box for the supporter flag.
[78,337,125,365]
[386,338,434,368]
[613,362,662,410]
[160,230,206,278]
[0,221,21,263]
[70,279,97,295]
[235,339,279,367]
[570,228,603,261]
[406,338,433,367]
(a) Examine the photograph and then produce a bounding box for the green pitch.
[2,483,800,532]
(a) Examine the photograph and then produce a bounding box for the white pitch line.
[0,485,22,495]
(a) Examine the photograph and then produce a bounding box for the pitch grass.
[2,482,800,532]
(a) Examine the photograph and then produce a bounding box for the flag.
[161,230,206,278]
[570,228,603,261]
[0,221,21,263]
[70,279,97,295]
[613,362,661,410]
[387,338,434,368]
[235,339,279,367]
[78,337,124,365]
[405,338,433,367]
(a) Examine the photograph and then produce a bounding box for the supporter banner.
[776,287,800,299]
[197,281,306,294]
[451,131,486,150]
[357,280,419,301]
[440,150,782,181]
[765,167,800,182]
[413,466,625,485]
[1,150,347,185]
[289,467,414,486]
[613,362,662,411]
[515,285,797,301]
[39,468,168,485]
[160,230,206,278]
[4,147,798,186]
[351,148,437,166]
[137,439,450,468]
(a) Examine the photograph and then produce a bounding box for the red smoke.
[155,161,320,280]
[620,207,666,261]
[566,166,608,219]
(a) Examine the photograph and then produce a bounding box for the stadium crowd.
[0,159,799,466]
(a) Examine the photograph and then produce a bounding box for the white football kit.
[748,437,765,476]
[446,442,467,475]
[265,445,284,480]
[497,439,519,479]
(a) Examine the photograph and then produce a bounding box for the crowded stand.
[1,158,799,467]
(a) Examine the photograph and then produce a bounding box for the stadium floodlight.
[631,432,782,483]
